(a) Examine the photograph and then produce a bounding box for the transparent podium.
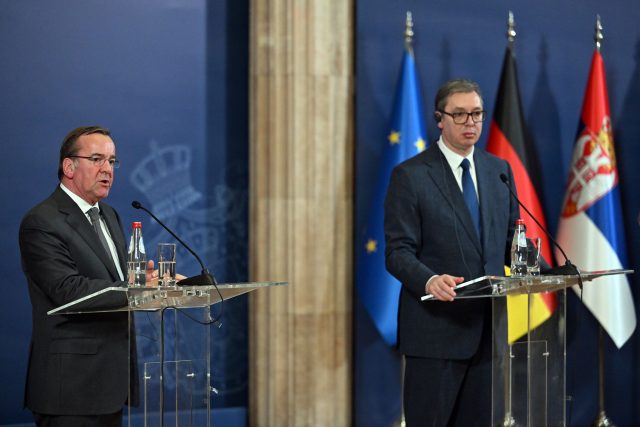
[421,269,632,427]
[49,281,285,426]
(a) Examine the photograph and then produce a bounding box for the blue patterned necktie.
[460,158,481,240]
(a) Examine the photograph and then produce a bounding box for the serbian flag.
[486,45,557,343]
[556,50,636,348]
[356,46,427,346]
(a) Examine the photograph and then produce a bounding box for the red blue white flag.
[556,50,636,348]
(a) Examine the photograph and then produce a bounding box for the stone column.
[248,0,354,425]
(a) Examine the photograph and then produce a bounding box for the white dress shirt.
[60,183,125,280]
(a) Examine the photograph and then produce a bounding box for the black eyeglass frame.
[68,155,121,169]
[439,110,487,124]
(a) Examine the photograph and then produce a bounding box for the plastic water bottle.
[127,221,146,287]
[510,219,528,277]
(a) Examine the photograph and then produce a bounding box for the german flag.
[486,44,557,343]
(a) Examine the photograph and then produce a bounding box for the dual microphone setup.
[131,200,217,287]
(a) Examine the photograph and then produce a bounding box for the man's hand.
[425,274,464,302]
[144,259,159,286]
[144,260,187,286]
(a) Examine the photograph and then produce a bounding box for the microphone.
[499,174,581,278]
[131,200,217,286]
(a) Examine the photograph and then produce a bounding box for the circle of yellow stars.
[364,131,426,255]
[388,130,426,152]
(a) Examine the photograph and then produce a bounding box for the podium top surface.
[48,281,287,315]
[421,269,633,301]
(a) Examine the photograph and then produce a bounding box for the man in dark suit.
[19,126,155,426]
[384,79,520,426]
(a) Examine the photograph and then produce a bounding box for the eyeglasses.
[439,110,487,124]
[68,155,120,169]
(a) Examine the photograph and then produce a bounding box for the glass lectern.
[421,269,632,427]
[48,281,285,426]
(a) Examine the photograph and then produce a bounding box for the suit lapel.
[474,150,498,257]
[53,187,121,281]
[424,146,482,255]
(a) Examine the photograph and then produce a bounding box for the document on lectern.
[420,268,634,301]
[421,275,502,301]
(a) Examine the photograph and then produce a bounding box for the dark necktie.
[87,207,112,255]
[460,158,481,240]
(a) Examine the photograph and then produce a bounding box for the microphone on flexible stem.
[499,174,581,282]
[131,200,217,286]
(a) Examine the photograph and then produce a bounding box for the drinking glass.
[526,237,542,276]
[157,243,177,287]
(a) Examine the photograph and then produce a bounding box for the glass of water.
[526,237,542,276]
[157,243,177,287]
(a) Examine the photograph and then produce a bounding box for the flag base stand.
[591,326,616,427]
[592,411,616,427]
[501,413,516,427]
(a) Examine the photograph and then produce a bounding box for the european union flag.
[356,46,427,346]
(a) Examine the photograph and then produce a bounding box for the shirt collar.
[59,183,99,215]
[437,136,475,172]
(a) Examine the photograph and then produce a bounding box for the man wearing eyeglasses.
[19,126,155,426]
[384,79,519,426]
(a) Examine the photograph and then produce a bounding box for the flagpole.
[590,15,616,427]
[502,11,517,427]
[404,10,413,53]
[593,326,614,427]
[522,12,531,423]
[397,13,411,427]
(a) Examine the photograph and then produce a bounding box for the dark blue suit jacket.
[19,186,131,415]
[384,143,519,359]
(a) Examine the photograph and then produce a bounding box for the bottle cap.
[132,221,142,228]
[515,219,525,226]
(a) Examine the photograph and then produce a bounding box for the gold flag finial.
[507,11,516,45]
[405,11,414,50]
[595,14,603,52]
